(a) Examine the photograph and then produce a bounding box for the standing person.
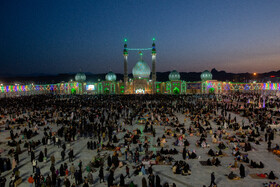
[32,160,37,173]
[268,141,272,150]
[120,174,125,186]
[78,160,82,171]
[74,170,79,185]
[209,172,216,187]
[87,171,93,185]
[70,163,75,179]
[148,173,155,187]
[182,147,186,160]
[51,155,55,165]
[61,150,65,161]
[142,177,147,187]
[28,175,34,187]
[44,146,48,158]
[240,164,245,178]
[156,175,161,187]
[68,149,74,162]
[107,171,114,187]
[31,150,35,162]
[126,166,130,178]
[99,166,104,183]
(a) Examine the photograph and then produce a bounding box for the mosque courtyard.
[0,95,280,187]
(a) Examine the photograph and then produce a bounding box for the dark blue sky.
[1,0,280,76]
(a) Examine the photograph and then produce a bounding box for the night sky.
[1,0,280,76]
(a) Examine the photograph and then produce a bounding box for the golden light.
[253,72,257,76]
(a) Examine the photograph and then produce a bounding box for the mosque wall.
[1,80,280,97]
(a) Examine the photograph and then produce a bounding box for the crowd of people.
[0,93,279,187]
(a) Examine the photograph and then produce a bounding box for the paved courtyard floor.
[1,109,280,187]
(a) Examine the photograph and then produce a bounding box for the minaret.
[152,38,157,93]
[123,38,128,89]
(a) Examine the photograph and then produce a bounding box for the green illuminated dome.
[200,70,212,81]
[75,72,86,82]
[169,70,180,81]
[132,60,151,79]
[105,71,117,81]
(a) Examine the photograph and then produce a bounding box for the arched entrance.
[209,87,215,94]
[104,88,110,94]
[135,88,145,94]
[173,87,180,94]
[71,88,76,94]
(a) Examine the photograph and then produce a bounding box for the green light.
[152,37,155,41]
[124,38,127,42]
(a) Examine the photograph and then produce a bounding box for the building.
[1,40,280,97]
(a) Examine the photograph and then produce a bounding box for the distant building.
[1,40,280,97]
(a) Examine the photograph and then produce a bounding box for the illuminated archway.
[209,87,215,94]
[104,88,109,94]
[173,87,180,94]
[71,88,76,94]
[135,88,145,94]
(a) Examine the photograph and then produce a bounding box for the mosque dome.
[75,72,86,82]
[132,60,151,79]
[200,70,212,81]
[105,71,117,81]
[169,70,180,81]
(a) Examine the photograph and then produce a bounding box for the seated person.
[218,149,223,156]
[259,161,264,168]
[242,156,249,163]
[251,160,257,168]
[218,142,226,149]
[207,159,212,166]
[182,165,191,176]
[268,171,276,180]
[172,165,177,174]
[189,151,197,159]
[184,139,190,146]
[208,149,215,156]
[228,171,240,180]
[214,158,221,166]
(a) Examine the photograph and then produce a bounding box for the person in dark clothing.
[107,171,114,187]
[209,172,216,187]
[99,167,104,183]
[148,173,155,187]
[156,175,161,187]
[51,172,57,186]
[268,141,272,150]
[107,155,112,168]
[182,147,186,160]
[74,170,79,185]
[268,171,276,180]
[142,177,148,187]
[31,150,35,162]
[61,150,65,161]
[120,174,125,186]
[60,164,65,176]
[38,151,44,162]
[240,164,245,178]
[44,146,47,157]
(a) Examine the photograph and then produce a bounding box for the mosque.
[1,39,279,97]
[73,39,217,95]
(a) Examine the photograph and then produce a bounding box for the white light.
[86,85,95,90]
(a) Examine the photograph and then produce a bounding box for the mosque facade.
[1,40,280,97]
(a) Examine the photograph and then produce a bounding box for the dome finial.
[152,37,156,55]
[139,51,143,61]
[123,38,128,55]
